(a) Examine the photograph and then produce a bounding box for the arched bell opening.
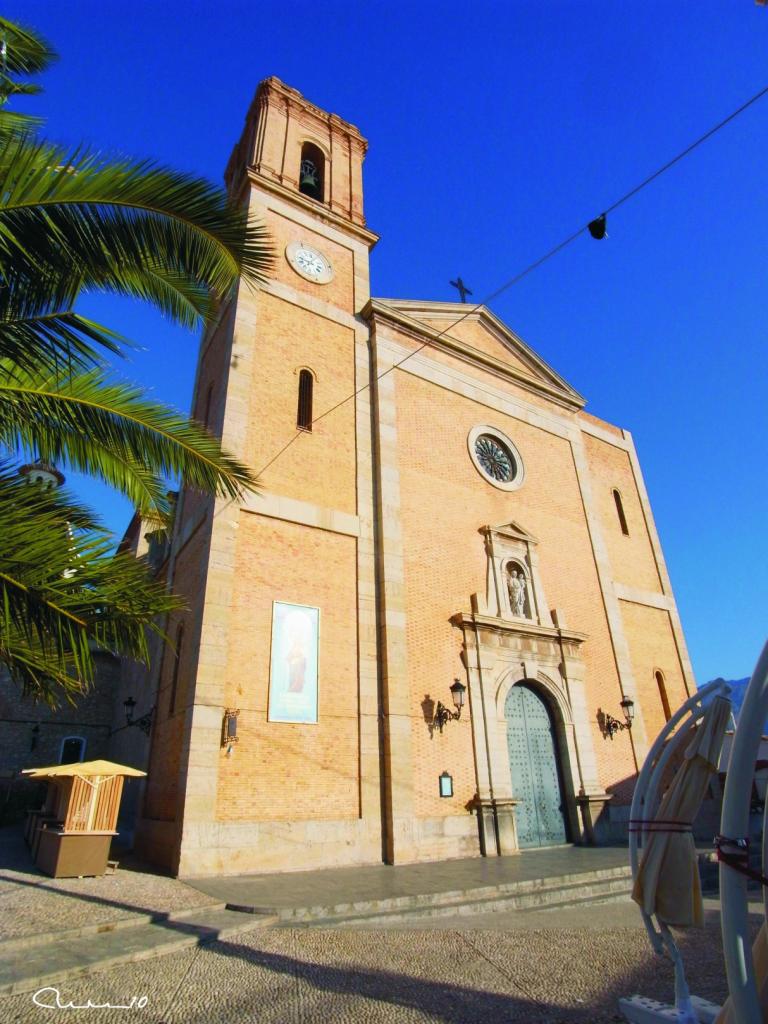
[299,142,325,202]
[503,679,572,848]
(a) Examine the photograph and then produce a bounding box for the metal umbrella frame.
[624,677,733,1024]
[717,638,768,1024]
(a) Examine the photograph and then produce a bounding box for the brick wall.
[392,365,639,810]
[582,432,663,593]
[417,315,538,376]
[241,291,357,515]
[0,653,118,777]
[142,514,212,823]
[260,210,355,312]
[619,600,690,742]
[216,513,359,823]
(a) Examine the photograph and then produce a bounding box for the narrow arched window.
[299,142,324,202]
[656,670,671,721]
[169,624,183,714]
[297,369,314,431]
[613,489,629,535]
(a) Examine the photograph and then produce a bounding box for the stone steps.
[256,864,634,927]
[0,901,228,953]
[298,878,633,928]
[0,860,635,993]
[0,904,277,996]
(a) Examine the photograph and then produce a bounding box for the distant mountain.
[707,678,751,716]
[702,678,767,733]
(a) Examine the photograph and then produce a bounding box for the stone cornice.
[258,77,368,147]
[450,611,587,646]
[377,299,584,402]
[364,299,586,411]
[245,170,379,248]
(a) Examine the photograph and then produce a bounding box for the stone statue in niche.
[507,567,528,617]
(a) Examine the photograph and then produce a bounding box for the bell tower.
[137,79,383,876]
[225,76,368,230]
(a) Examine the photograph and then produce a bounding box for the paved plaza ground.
[0,827,219,942]
[0,906,739,1024]
[0,825,745,1023]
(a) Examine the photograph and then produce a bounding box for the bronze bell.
[300,159,318,188]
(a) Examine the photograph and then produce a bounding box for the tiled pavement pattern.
[0,828,217,942]
[0,908,740,1024]
[0,830,739,1022]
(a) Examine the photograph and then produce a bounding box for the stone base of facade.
[476,798,521,856]
[136,813,485,877]
[408,814,481,863]
[134,818,179,873]
[136,800,632,878]
[175,818,384,877]
[575,792,612,844]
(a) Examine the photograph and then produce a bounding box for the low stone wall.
[173,817,383,878]
[137,811,485,878]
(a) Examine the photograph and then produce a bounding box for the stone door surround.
[452,521,609,855]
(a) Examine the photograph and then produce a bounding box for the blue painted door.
[505,683,568,848]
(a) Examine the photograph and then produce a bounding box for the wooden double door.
[505,682,568,848]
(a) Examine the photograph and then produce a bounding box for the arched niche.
[504,558,532,619]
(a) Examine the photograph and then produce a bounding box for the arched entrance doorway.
[505,682,568,848]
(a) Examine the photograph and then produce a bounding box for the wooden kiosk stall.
[21,760,146,878]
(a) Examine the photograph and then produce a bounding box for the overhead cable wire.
[250,81,768,478]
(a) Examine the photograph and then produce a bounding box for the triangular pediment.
[484,521,539,546]
[370,299,584,410]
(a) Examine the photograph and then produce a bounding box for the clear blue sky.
[7,1,768,684]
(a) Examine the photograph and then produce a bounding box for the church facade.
[134,77,695,877]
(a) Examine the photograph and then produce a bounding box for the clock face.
[285,242,333,284]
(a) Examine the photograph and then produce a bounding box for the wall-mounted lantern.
[602,696,635,739]
[434,679,467,733]
[439,771,454,798]
[123,697,154,736]
[222,708,240,757]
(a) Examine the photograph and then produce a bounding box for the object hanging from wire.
[256,81,768,479]
[588,214,607,240]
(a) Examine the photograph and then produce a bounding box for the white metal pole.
[720,639,768,1024]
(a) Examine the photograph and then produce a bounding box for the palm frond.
[0,365,257,516]
[0,139,274,305]
[0,76,42,98]
[72,263,215,330]
[0,108,43,139]
[0,463,183,705]
[0,285,128,371]
[0,633,92,707]
[0,16,56,76]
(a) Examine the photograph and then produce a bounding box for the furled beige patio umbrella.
[632,694,731,927]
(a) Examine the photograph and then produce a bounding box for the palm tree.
[0,15,273,703]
